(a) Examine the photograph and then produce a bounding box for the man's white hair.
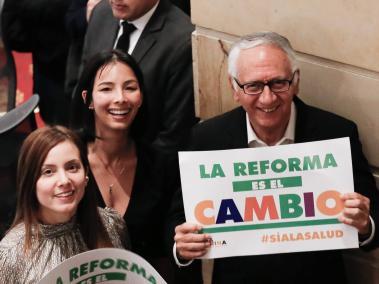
[228,31,298,89]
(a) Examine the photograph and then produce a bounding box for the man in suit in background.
[80,0,197,155]
[170,31,379,284]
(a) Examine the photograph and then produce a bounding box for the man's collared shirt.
[114,0,160,54]
[246,101,296,148]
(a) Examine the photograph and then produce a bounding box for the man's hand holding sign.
[175,223,212,260]
[339,192,371,235]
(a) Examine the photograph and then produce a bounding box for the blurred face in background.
[36,141,86,224]
[109,0,158,20]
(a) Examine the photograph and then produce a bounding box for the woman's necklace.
[93,152,128,207]
[90,139,136,210]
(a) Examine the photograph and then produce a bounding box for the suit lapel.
[225,107,249,149]
[132,0,168,63]
[107,19,119,50]
[294,96,319,143]
[132,34,156,63]
[99,2,119,52]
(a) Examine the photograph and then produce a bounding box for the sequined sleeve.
[0,225,24,283]
[98,207,130,249]
[0,248,18,283]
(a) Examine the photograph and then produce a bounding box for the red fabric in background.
[12,51,44,128]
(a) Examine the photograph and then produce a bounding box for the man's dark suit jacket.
[81,0,197,154]
[168,97,379,284]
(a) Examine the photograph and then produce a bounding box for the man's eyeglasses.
[233,71,298,96]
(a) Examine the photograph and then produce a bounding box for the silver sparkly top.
[0,207,127,283]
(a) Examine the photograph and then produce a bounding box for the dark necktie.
[116,22,136,53]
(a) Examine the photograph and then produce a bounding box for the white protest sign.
[39,248,167,284]
[179,138,358,259]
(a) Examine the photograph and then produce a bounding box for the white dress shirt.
[246,102,296,148]
[114,1,160,54]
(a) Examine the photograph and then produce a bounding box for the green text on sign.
[233,176,302,192]
[75,272,126,284]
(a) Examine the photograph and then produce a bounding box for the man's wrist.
[173,242,193,267]
[359,215,375,246]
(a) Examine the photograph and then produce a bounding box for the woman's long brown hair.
[11,126,112,252]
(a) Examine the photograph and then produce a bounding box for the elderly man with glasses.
[167,31,379,284]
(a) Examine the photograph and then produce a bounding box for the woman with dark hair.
[70,50,178,281]
[0,125,127,283]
